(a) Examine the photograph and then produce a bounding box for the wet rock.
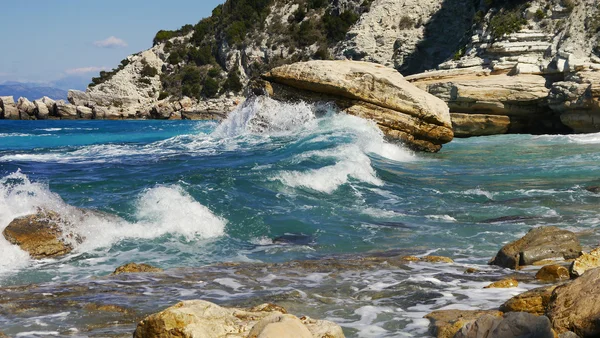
[455,312,555,338]
[261,60,453,152]
[585,186,600,194]
[133,299,344,338]
[425,309,503,338]
[422,256,454,264]
[570,248,600,278]
[559,332,581,338]
[489,226,581,269]
[464,267,480,274]
[2,210,78,259]
[484,278,519,289]
[400,255,421,262]
[272,233,313,246]
[482,215,537,224]
[500,285,558,315]
[111,262,163,275]
[536,264,570,282]
[547,267,600,336]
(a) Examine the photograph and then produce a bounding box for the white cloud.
[65,66,108,75]
[93,36,128,48]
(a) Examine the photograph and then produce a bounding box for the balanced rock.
[424,309,503,338]
[133,300,344,338]
[112,262,163,275]
[260,60,454,152]
[536,264,570,282]
[500,285,558,315]
[547,267,600,336]
[570,248,600,277]
[455,312,555,338]
[2,210,77,259]
[489,226,581,269]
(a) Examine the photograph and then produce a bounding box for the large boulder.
[133,300,344,338]
[500,285,558,315]
[547,267,600,337]
[489,226,581,269]
[2,210,78,259]
[424,309,503,338]
[34,99,50,120]
[0,96,19,120]
[454,312,555,338]
[55,101,78,119]
[150,101,176,119]
[570,248,600,278]
[17,97,36,119]
[260,60,454,152]
[76,106,93,119]
[41,96,56,116]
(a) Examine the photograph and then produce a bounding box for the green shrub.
[534,9,546,20]
[563,0,575,12]
[153,30,175,46]
[208,67,221,78]
[223,70,243,92]
[202,77,220,98]
[141,64,158,78]
[226,21,247,44]
[139,78,152,85]
[489,10,526,39]
[323,10,359,42]
[398,16,414,29]
[158,92,169,100]
[314,45,331,60]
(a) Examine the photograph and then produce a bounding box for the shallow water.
[1,97,599,336]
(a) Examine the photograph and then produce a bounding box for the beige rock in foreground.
[424,309,503,338]
[261,60,453,152]
[451,113,510,137]
[500,285,558,315]
[133,300,344,338]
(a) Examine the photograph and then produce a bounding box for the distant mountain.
[0,83,68,101]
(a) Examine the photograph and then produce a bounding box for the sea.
[1,97,599,337]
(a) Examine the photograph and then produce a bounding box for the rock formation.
[111,263,163,275]
[2,209,79,259]
[259,60,454,152]
[489,226,582,269]
[133,299,344,338]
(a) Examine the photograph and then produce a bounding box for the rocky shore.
[3,205,600,337]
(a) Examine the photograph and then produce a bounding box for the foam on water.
[0,171,226,276]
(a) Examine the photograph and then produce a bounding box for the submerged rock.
[547,267,600,337]
[489,226,581,269]
[260,60,454,152]
[2,210,79,259]
[133,299,344,338]
[585,186,600,194]
[272,233,313,246]
[422,256,454,264]
[500,285,558,315]
[455,312,555,338]
[484,278,519,289]
[425,309,503,338]
[112,263,163,275]
[536,264,570,282]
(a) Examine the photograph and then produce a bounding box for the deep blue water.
[1,98,599,336]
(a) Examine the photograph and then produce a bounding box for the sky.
[0,0,224,87]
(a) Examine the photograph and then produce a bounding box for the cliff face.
[61,0,600,132]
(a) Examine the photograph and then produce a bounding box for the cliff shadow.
[399,0,478,75]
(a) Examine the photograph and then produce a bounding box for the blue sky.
[0,0,224,86]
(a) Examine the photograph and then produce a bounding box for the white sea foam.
[0,171,226,275]
[535,132,600,144]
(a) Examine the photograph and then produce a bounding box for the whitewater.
[1,97,600,337]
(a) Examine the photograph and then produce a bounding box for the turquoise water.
[1,97,599,336]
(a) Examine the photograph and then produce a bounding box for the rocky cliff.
[3,0,600,136]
